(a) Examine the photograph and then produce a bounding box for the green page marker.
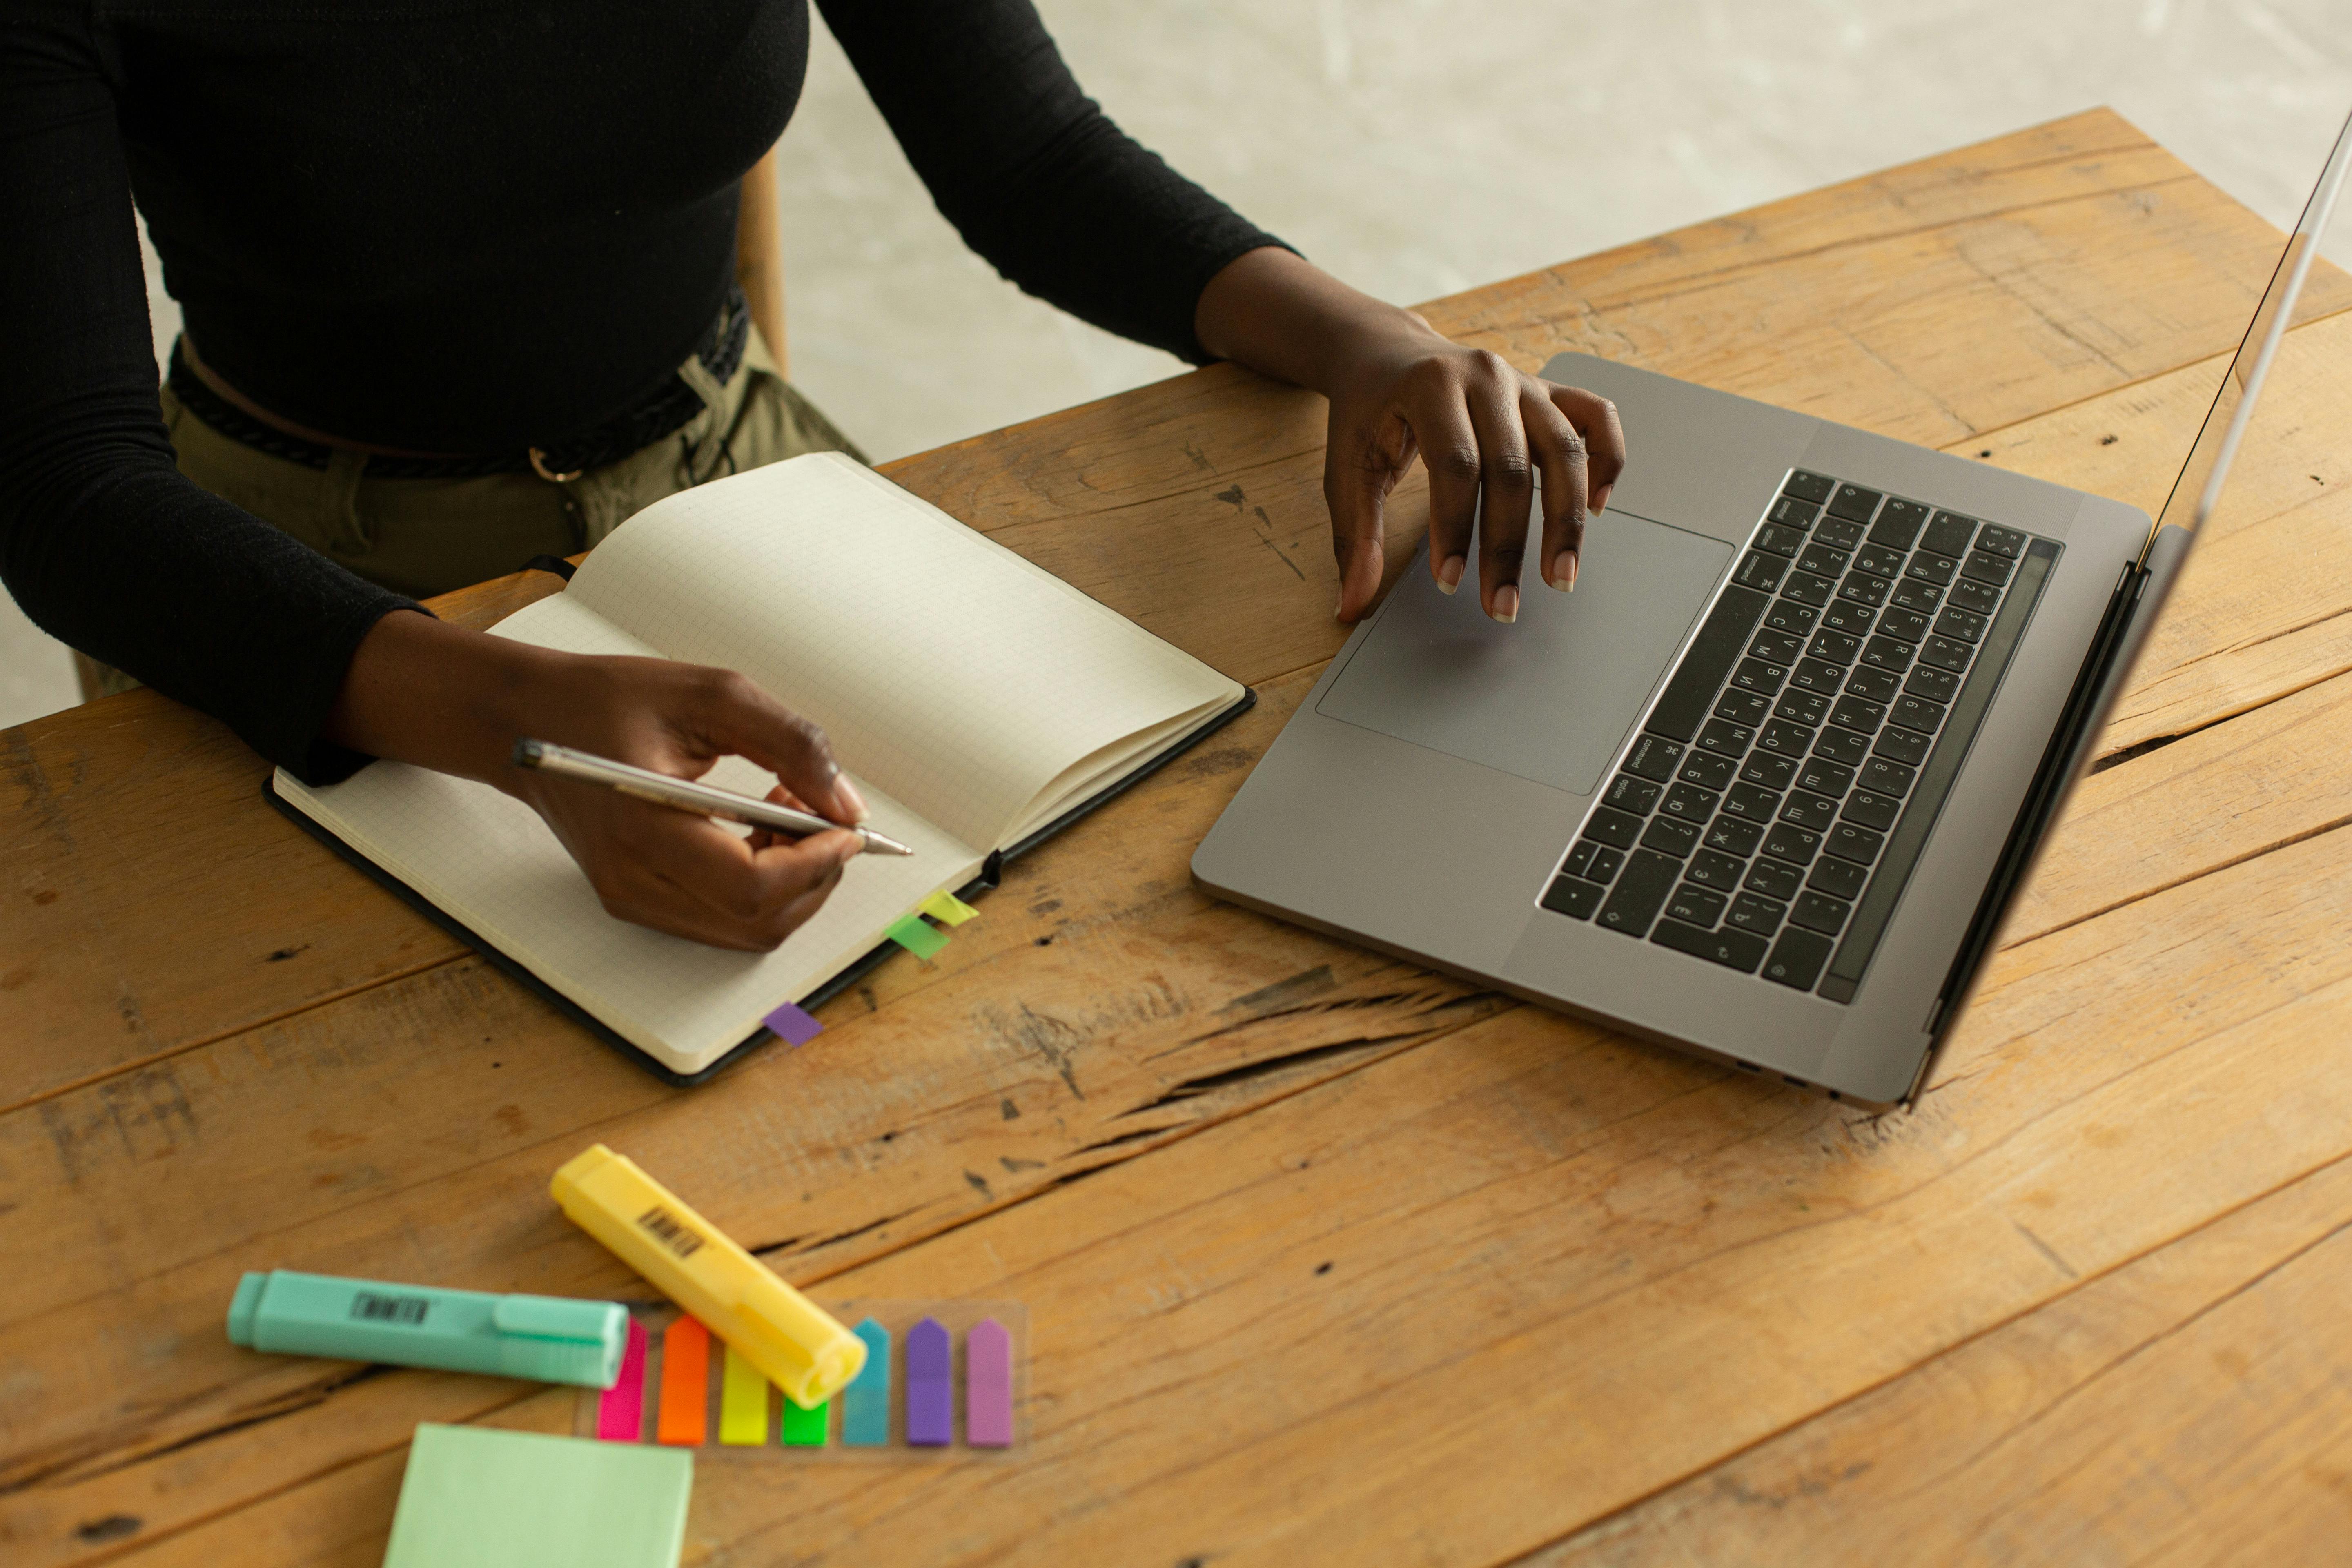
[226,1269,629,1388]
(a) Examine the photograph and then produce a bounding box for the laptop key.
[1763,822,1821,866]
[1934,605,1988,643]
[1781,569,1836,606]
[1696,716,1755,757]
[1642,815,1701,857]
[1887,695,1945,733]
[1750,628,1805,666]
[1715,688,1771,726]
[1738,753,1796,791]
[1853,543,1907,579]
[1726,892,1787,935]
[1643,584,1771,742]
[1906,664,1961,705]
[1563,839,1608,880]
[1976,524,2027,559]
[1819,598,1875,636]
[1903,551,1957,586]
[1842,788,1901,832]
[1827,483,1882,521]
[1584,805,1645,849]
[1679,750,1736,791]
[1824,821,1886,865]
[1807,857,1866,901]
[1811,515,1866,550]
[1828,695,1885,733]
[1666,884,1729,929]
[1540,876,1604,919]
[1808,629,1861,665]
[1795,542,1850,579]
[1735,550,1790,592]
[1920,634,1972,673]
[1796,758,1854,797]
[1960,549,2013,586]
[1790,891,1851,936]
[1604,774,1663,814]
[1837,572,1891,608]
[1723,780,1783,822]
[1624,735,1686,780]
[1781,789,1838,831]
[1879,606,1931,644]
[1755,521,1807,557]
[1687,846,1747,891]
[1583,844,1626,883]
[1768,495,1821,528]
[1651,917,1769,974]
[1922,511,1975,557]
[1757,717,1814,755]
[1786,657,1846,695]
[1704,815,1764,857]
[1746,857,1805,900]
[1862,634,1917,672]
[1730,656,1787,696]
[1775,690,1830,728]
[1890,577,1945,613]
[1869,499,1928,550]
[1762,599,1818,636]
[1948,577,2000,617]
[1596,849,1683,938]
[1763,926,1835,989]
[1782,470,1835,504]
[1860,755,1917,795]
[1812,726,1871,766]
[1873,725,1930,766]
[1660,782,1719,822]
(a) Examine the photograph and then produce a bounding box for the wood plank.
[0,110,2314,1113]
[109,809,2352,1565]
[1522,1150,2352,1566]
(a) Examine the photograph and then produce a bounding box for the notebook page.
[274,594,984,1075]
[568,452,1242,850]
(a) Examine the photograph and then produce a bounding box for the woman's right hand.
[325,609,865,951]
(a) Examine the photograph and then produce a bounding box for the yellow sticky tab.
[918,890,979,926]
[550,1145,866,1410]
[718,1345,769,1446]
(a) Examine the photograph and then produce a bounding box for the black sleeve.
[817,0,1290,365]
[0,6,416,784]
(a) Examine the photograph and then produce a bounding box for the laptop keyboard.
[1537,469,2057,1003]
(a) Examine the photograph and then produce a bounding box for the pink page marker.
[965,1318,1013,1448]
[595,1319,649,1441]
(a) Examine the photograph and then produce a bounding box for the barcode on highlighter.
[350,1291,429,1325]
[636,1205,704,1259]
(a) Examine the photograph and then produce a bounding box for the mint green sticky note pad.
[383,1423,692,1568]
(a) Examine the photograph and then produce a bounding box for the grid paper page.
[274,594,984,1076]
[568,452,1242,850]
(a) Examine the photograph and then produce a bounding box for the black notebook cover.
[266,688,1255,1086]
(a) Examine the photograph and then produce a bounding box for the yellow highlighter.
[550,1144,865,1410]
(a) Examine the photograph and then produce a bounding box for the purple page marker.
[904,1316,954,1446]
[965,1318,1013,1447]
[762,1000,823,1046]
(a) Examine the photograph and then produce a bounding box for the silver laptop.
[1195,108,2351,1108]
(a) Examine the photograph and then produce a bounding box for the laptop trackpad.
[1316,509,1732,796]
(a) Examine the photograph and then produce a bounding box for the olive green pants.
[81,323,862,698]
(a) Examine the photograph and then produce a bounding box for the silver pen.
[511,738,914,856]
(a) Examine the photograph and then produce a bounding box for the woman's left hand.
[1195,246,1627,624]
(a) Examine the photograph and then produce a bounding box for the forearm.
[322,610,558,786]
[1194,246,1438,392]
[735,146,788,375]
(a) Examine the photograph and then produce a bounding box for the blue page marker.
[841,1318,892,1446]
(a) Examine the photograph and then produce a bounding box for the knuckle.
[1488,450,1534,488]
[1434,445,1484,483]
[1473,348,1514,381]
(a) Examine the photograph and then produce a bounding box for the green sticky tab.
[383,1423,690,1568]
[884,914,948,960]
[918,889,979,926]
[779,1394,828,1447]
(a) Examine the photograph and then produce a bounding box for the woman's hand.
[1195,246,1627,623]
[325,611,864,950]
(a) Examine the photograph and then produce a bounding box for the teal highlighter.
[226,1269,629,1388]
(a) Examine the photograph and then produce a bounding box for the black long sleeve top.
[0,0,1281,781]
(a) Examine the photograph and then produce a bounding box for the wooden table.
[7,110,2352,1565]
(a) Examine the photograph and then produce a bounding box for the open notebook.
[272,453,1249,1081]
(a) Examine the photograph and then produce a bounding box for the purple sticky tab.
[762,1000,823,1046]
[595,1319,648,1441]
[904,1316,953,1446]
[965,1318,1013,1447]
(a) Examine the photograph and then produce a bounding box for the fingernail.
[1492,585,1519,624]
[836,774,870,823]
[1561,552,1579,592]
[1437,555,1465,595]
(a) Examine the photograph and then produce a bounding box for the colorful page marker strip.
[780,1393,828,1447]
[595,1319,649,1441]
[762,1000,824,1046]
[904,1316,954,1446]
[918,889,979,926]
[656,1317,709,1446]
[842,1319,891,1446]
[719,1344,769,1446]
[965,1318,1013,1448]
[884,914,948,961]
